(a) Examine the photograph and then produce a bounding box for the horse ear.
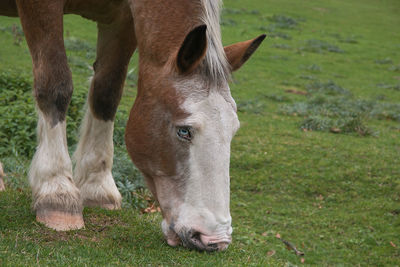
[224,34,266,72]
[177,25,208,74]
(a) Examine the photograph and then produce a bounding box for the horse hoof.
[83,199,121,210]
[36,210,84,231]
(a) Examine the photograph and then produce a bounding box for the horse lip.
[178,228,231,252]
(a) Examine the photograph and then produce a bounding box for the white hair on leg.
[29,111,83,230]
[73,106,121,209]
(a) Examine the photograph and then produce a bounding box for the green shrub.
[113,147,146,209]
[267,14,300,29]
[0,72,36,158]
[237,98,266,114]
[299,39,344,54]
[278,81,399,136]
[0,71,86,158]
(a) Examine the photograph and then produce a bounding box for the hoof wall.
[83,199,121,210]
[36,210,84,231]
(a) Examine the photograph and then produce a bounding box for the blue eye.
[177,127,192,140]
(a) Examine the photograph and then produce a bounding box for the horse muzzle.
[172,227,232,252]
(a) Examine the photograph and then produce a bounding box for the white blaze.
[174,87,239,241]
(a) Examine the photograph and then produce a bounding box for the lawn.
[1,0,400,265]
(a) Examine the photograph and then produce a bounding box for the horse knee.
[34,67,73,125]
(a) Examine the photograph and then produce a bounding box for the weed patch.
[281,80,400,135]
[0,72,36,157]
[267,14,301,30]
[375,58,393,65]
[221,18,238,26]
[300,114,374,135]
[64,37,96,59]
[332,33,359,44]
[370,102,400,121]
[299,74,317,80]
[262,29,292,40]
[264,94,292,103]
[257,13,302,40]
[299,39,344,54]
[237,98,267,114]
[389,65,400,72]
[0,24,24,45]
[303,64,322,72]
[271,43,292,50]
[306,81,351,96]
[377,83,400,90]
[113,148,147,209]
[0,71,86,158]
[67,56,92,74]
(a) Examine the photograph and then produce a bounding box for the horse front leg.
[73,14,136,209]
[16,0,84,230]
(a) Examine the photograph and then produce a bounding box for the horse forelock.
[198,0,231,85]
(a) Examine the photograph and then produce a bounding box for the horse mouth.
[168,227,231,252]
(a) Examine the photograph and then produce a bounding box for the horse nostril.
[190,230,201,240]
[208,243,218,248]
[207,243,218,250]
[181,229,230,252]
[189,230,204,248]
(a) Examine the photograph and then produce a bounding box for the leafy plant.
[267,14,300,29]
[64,37,96,59]
[113,148,146,209]
[375,58,393,64]
[0,72,36,158]
[0,24,24,46]
[299,39,344,54]
[271,43,292,50]
[306,81,351,96]
[237,98,266,114]
[0,71,87,158]
[278,81,399,136]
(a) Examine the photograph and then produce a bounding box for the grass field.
[1,0,400,265]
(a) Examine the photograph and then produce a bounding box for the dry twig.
[276,235,305,256]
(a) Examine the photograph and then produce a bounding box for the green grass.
[1,0,400,265]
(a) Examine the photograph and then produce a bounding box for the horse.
[0,0,265,251]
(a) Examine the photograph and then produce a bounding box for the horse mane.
[199,0,231,85]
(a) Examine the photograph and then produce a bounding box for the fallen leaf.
[301,258,305,263]
[142,203,161,214]
[267,250,276,257]
[390,241,397,248]
[262,232,268,237]
[276,233,281,239]
[330,127,341,133]
[285,89,308,95]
